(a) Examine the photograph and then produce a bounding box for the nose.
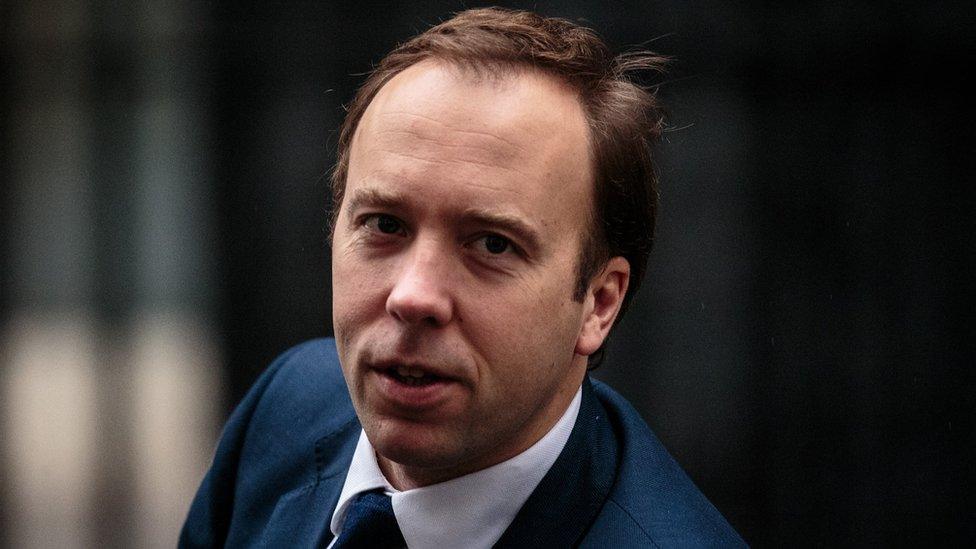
[385,241,454,327]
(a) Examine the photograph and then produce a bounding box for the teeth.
[395,366,426,378]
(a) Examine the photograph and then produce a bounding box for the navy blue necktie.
[333,490,406,548]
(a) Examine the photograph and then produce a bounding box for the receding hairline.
[349,57,595,151]
[344,58,598,192]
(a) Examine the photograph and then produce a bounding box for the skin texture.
[332,60,629,490]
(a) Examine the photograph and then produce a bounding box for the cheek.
[332,256,389,340]
[461,276,580,374]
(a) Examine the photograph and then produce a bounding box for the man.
[181,7,744,548]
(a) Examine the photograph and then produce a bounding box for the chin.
[374,443,457,471]
[367,418,466,470]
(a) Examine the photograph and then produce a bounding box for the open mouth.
[382,365,443,387]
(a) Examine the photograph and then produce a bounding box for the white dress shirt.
[328,386,582,549]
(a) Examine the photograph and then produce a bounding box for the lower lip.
[370,369,458,411]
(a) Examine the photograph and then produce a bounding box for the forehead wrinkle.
[374,126,518,159]
[373,147,533,181]
[376,110,530,156]
[370,128,502,161]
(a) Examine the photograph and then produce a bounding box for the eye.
[477,234,512,255]
[363,214,405,235]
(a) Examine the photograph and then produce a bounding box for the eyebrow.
[461,207,543,254]
[345,187,543,254]
[345,187,408,218]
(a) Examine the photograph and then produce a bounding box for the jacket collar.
[494,375,619,547]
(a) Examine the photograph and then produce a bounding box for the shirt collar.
[330,385,582,548]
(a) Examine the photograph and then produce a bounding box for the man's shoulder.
[181,339,359,547]
[588,379,746,547]
[253,338,351,410]
[245,338,358,444]
[236,337,358,465]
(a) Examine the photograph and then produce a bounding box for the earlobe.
[575,257,630,357]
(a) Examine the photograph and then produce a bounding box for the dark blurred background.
[2,1,973,547]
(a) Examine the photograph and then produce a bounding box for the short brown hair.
[331,7,665,325]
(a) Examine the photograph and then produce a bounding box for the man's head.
[331,7,665,320]
[330,8,664,489]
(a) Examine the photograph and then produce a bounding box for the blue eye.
[482,234,510,254]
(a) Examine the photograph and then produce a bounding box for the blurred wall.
[2,1,973,547]
[1,1,221,547]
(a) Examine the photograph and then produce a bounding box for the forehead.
[357,60,589,159]
[346,61,594,232]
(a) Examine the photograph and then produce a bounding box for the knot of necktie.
[332,490,406,548]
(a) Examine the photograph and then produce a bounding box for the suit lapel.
[256,417,360,548]
[494,376,619,548]
[260,477,345,547]
[313,417,361,548]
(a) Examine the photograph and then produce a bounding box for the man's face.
[332,60,598,486]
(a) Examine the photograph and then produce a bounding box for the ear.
[575,256,631,357]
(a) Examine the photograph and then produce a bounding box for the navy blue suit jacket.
[180,339,745,547]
